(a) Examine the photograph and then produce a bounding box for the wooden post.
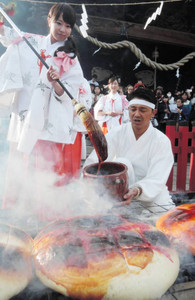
[166,120,177,191]
[189,122,195,191]
[176,121,189,191]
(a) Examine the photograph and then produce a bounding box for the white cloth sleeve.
[0,26,23,47]
[136,138,174,202]
[72,78,92,133]
[93,96,105,121]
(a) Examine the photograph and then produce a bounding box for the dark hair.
[108,76,119,84]
[48,4,76,28]
[54,38,78,59]
[129,88,156,106]
[48,4,78,58]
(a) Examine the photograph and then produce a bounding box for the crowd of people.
[88,76,195,134]
[154,86,195,132]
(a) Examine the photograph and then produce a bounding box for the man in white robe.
[84,88,174,206]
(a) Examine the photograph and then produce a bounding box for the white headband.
[128,99,155,109]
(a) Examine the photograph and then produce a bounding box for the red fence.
[166,121,195,193]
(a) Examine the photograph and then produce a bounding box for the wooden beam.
[86,15,195,48]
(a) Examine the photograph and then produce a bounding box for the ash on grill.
[172,193,195,206]
[175,250,195,284]
[162,251,195,300]
[169,194,195,283]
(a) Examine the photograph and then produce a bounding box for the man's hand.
[122,188,139,205]
[114,187,142,206]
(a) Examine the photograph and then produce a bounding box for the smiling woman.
[0,3,92,221]
[94,76,129,134]
[48,3,75,44]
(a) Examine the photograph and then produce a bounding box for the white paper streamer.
[144,1,164,30]
[133,61,141,70]
[176,68,180,78]
[79,4,88,38]
[92,47,102,56]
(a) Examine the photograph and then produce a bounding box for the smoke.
[0,108,10,201]
[0,112,115,227]
[0,112,118,298]
[0,110,153,231]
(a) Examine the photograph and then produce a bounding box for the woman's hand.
[106,111,123,117]
[47,66,64,97]
[47,65,60,82]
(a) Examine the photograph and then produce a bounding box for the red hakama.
[2,133,82,221]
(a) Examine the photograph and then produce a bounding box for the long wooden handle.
[0,7,108,161]
[23,37,108,161]
[23,36,76,100]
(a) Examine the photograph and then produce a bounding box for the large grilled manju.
[156,203,195,255]
[33,214,179,300]
[0,223,33,300]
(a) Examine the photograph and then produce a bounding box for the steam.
[0,110,155,230]
[1,107,193,298]
[0,109,115,226]
[0,111,117,298]
[0,108,10,202]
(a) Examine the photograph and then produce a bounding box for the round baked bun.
[33,215,179,300]
[156,204,195,255]
[0,222,33,300]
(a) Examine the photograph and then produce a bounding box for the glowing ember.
[156,204,195,255]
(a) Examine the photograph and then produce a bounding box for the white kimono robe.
[94,92,129,131]
[0,26,92,217]
[0,26,92,154]
[84,122,174,205]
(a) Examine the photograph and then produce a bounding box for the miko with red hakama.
[0,26,92,220]
[94,92,129,134]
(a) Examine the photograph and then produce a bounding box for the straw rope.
[75,24,195,71]
[1,1,194,71]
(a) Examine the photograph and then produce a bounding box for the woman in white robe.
[94,76,129,134]
[0,4,92,220]
[84,88,174,206]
